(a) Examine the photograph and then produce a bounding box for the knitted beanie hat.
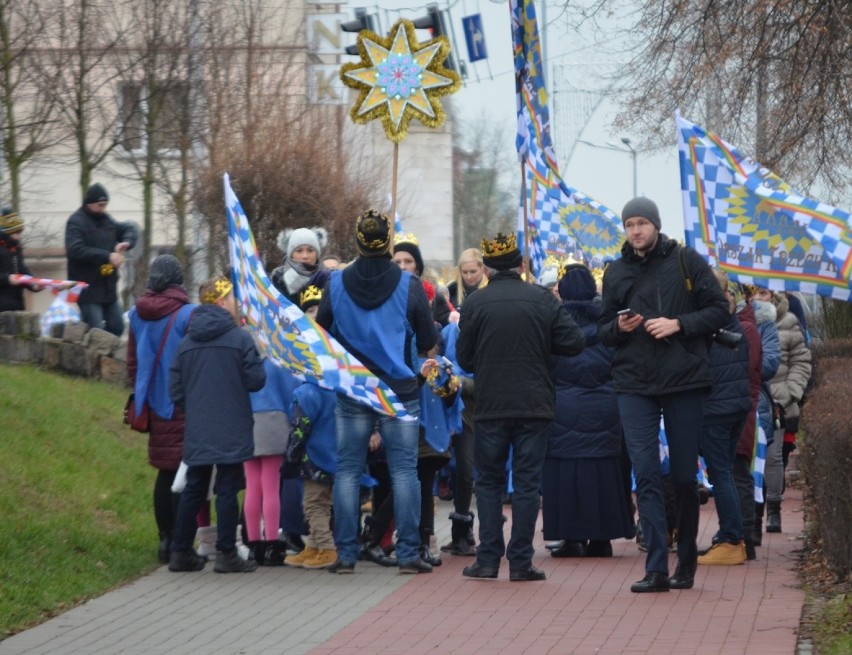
[621,196,661,230]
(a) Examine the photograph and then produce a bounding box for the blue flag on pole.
[510,0,623,276]
[677,111,852,300]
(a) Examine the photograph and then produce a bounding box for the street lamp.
[576,137,639,197]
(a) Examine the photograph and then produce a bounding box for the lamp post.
[577,137,640,197]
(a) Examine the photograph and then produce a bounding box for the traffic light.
[412,3,457,73]
[341,8,377,56]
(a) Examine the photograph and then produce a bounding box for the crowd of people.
[0,187,812,592]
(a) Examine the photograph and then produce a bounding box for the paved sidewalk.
[1,488,805,655]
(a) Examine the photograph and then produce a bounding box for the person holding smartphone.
[598,197,728,593]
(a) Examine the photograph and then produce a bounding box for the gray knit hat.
[621,197,661,231]
[147,254,184,292]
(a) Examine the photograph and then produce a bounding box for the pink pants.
[243,456,283,541]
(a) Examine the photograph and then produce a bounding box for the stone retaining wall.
[0,311,128,386]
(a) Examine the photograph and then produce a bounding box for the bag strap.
[146,311,180,395]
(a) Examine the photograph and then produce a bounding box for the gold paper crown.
[480,232,517,257]
[299,284,323,307]
[356,210,391,252]
[556,254,584,281]
[542,255,561,270]
[394,232,419,246]
[201,276,233,304]
[591,267,605,284]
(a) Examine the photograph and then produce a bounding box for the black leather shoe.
[359,544,398,567]
[509,565,546,581]
[168,549,206,572]
[420,545,442,567]
[399,558,433,574]
[630,572,670,593]
[669,561,696,589]
[551,540,586,558]
[585,540,613,558]
[328,559,356,574]
[463,561,498,579]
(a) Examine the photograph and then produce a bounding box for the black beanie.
[394,240,424,277]
[557,264,597,301]
[621,197,661,230]
[147,254,184,292]
[85,183,110,205]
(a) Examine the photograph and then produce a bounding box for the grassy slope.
[0,364,158,638]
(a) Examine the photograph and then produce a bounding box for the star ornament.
[340,19,461,143]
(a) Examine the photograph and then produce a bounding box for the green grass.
[0,363,159,638]
[811,592,852,655]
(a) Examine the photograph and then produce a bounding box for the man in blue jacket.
[598,197,728,593]
[168,274,266,573]
[316,209,438,574]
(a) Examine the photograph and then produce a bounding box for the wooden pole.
[390,142,399,245]
[521,161,532,282]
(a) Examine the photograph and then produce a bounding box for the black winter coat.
[598,235,729,395]
[456,270,585,420]
[169,304,266,466]
[0,230,33,312]
[65,206,137,304]
[548,298,621,459]
[703,314,752,425]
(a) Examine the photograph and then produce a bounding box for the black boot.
[263,540,286,566]
[766,501,782,533]
[359,516,397,566]
[248,541,267,566]
[158,532,171,564]
[753,502,764,545]
[440,512,476,556]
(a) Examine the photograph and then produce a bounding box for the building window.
[118,81,189,155]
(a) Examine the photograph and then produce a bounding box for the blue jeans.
[473,418,550,570]
[79,300,124,336]
[333,396,421,564]
[618,391,705,574]
[701,419,745,543]
[172,463,244,553]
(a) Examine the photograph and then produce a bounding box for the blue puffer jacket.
[547,298,621,460]
[702,313,752,425]
[169,304,266,466]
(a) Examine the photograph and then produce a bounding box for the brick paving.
[1,487,805,655]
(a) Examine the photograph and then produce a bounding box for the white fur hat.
[277,226,329,260]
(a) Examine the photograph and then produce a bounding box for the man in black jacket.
[598,197,729,593]
[456,233,585,581]
[65,183,137,336]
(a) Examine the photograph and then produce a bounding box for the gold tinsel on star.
[340,19,461,143]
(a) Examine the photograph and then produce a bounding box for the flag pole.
[390,143,398,245]
[521,160,532,283]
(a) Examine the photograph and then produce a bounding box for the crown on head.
[299,284,323,307]
[394,232,419,246]
[201,276,233,305]
[556,254,584,280]
[481,232,517,257]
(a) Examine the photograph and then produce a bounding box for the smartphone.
[617,308,637,318]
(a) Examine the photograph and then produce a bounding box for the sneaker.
[214,549,259,573]
[168,549,206,572]
[697,541,746,566]
[399,558,433,574]
[302,548,338,570]
[284,546,318,568]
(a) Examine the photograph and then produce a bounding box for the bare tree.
[0,0,61,208]
[453,112,517,256]
[597,0,852,195]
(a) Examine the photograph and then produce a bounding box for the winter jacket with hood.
[65,205,137,304]
[702,313,752,425]
[769,293,812,425]
[127,286,196,470]
[169,304,266,466]
[752,299,781,437]
[0,229,34,312]
[735,302,763,458]
[315,256,437,402]
[598,234,729,395]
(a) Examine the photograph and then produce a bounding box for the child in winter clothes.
[168,274,266,573]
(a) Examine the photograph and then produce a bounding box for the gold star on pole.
[340,19,461,143]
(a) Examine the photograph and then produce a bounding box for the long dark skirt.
[542,457,634,542]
